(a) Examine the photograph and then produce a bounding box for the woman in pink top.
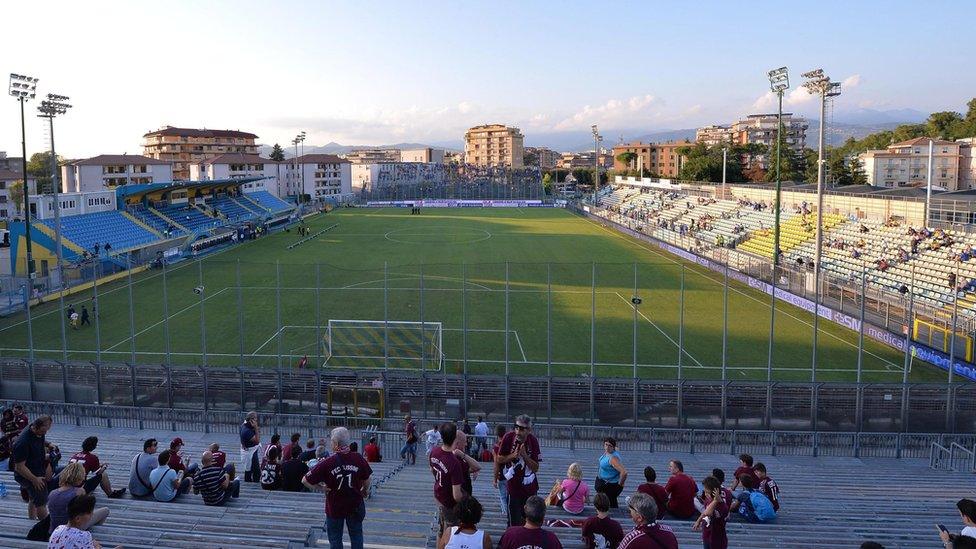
[559,462,589,514]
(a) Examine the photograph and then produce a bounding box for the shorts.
[437,503,458,534]
[15,475,56,506]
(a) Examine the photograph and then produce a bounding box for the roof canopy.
[114,176,269,201]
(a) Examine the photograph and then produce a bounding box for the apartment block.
[695,125,735,146]
[559,151,614,171]
[190,153,280,196]
[292,154,352,199]
[400,148,445,163]
[525,147,560,169]
[464,124,524,167]
[61,154,173,194]
[858,138,965,190]
[344,149,401,164]
[142,126,258,180]
[610,141,693,178]
[0,170,37,221]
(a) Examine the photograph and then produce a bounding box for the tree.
[269,143,285,161]
[926,111,963,139]
[523,149,539,167]
[27,151,62,194]
[802,148,819,183]
[743,164,767,182]
[615,152,637,170]
[571,168,593,187]
[542,172,553,195]
[9,180,24,215]
[849,156,867,186]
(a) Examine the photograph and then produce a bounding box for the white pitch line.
[512,330,528,362]
[103,287,229,351]
[250,326,284,356]
[614,292,703,368]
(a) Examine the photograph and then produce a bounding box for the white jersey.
[445,527,485,549]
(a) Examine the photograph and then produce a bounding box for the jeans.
[497,481,509,520]
[474,437,488,456]
[399,442,416,462]
[595,478,623,508]
[326,501,366,549]
[215,479,241,505]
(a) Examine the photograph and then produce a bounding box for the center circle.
[384,227,492,245]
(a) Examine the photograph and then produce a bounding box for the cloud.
[457,101,474,114]
[553,94,658,131]
[842,74,861,88]
[751,87,815,112]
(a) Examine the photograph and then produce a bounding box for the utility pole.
[767,67,789,266]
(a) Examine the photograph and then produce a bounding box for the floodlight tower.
[767,67,789,266]
[591,125,603,203]
[802,69,841,377]
[36,94,72,288]
[9,73,39,282]
[296,131,307,202]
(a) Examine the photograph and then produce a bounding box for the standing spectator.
[582,492,623,549]
[240,411,262,482]
[492,425,509,517]
[149,450,192,502]
[596,437,627,508]
[636,467,667,521]
[193,450,240,506]
[618,493,678,549]
[939,498,976,547]
[461,419,473,455]
[47,462,109,534]
[497,496,563,549]
[48,494,114,549]
[281,446,310,492]
[283,433,302,461]
[752,463,780,512]
[423,426,442,454]
[711,469,733,508]
[303,427,373,549]
[12,415,56,520]
[261,446,283,490]
[693,476,729,549]
[730,454,754,491]
[437,496,493,549]
[453,431,482,497]
[548,462,588,515]
[430,422,465,533]
[664,459,696,519]
[400,414,418,465]
[80,305,90,326]
[364,437,382,463]
[128,438,158,497]
[68,436,126,498]
[473,416,490,457]
[497,415,542,527]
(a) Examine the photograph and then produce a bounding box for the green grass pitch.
[0,207,948,383]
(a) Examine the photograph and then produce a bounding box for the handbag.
[558,479,582,506]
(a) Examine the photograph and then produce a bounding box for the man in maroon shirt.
[167,438,199,477]
[400,414,417,465]
[582,493,624,549]
[753,462,780,512]
[303,426,372,549]
[363,437,381,463]
[67,436,125,498]
[496,414,542,527]
[429,421,464,533]
[498,495,563,549]
[618,493,678,549]
[636,466,667,521]
[663,459,696,519]
[283,433,302,461]
[730,453,754,491]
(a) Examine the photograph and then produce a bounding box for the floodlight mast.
[37,93,72,295]
[591,125,602,203]
[9,73,38,283]
[767,66,789,267]
[802,68,841,379]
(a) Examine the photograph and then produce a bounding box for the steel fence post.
[590,262,596,380]
[547,263,552,380]
[275,261,282,370]
[162,258,171,367]
[91,267,101,365]
[202,366,209,412]
[198,260,207,367]
[678,266,685,376]
[632,262,638,380]
[857,266,866,382]
[127,254,137,364]
[722,260,729,379]
[239,367,245,411]
[315,264,322,368]
[237,260,244,368]
[384,262,389,371]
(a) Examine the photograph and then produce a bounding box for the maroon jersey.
[758,476,780,511]
[498,526,564,549]
[68,451,101,475]
[581,515,624,549]
[498,432,541,499]
[167,450,187,472]
[303,450,372,518]
[720,486,733,508]
[429,446,463,507]
[701,499,729,549]
[664,472,696,519]
[618,524,678,549]
[363,443,381,463]
[211,450,227,468]
[734,465,754,482]
[636,483,667,520]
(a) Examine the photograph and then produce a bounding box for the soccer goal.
[323,319,443,371]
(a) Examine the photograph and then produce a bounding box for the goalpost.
[324,319,444,371]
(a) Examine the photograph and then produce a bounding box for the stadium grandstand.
[358,163,544,202]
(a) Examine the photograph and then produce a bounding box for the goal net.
[324,319,443,371]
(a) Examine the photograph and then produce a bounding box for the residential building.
[343,149,401,164]
[351,162,446,195]
[400,148,445,163]
[291,154,352,199]
[731,113,808,169]
[610,141,693,178]
[464,124,524,167]
[61,154,173,193]
[525,147,560,168]
[858,138,963,190]
[142,126,259,180]
[0,151,24,173]
[958,138,976,190]
[0,170,37,221]
[27,190,117,221]
[189,153,280,196]
[695,125,734,146]
[559,151,614,170]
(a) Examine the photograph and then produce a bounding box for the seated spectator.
[636,466,667,520]
[549,462,588,515]
[693,476,729,549]
[47,462,110,534]
[730,454,754,491]
[149,450,192,502]
[753,463,780,512]
[193,450,240,506]
[349,442,359,453]
[498,496,563,549]
[664,459,696,519]
[437,496,492,549]
[283,433,302,461]
[730,474,775,523]
[0,408,15,463]
[940,498,976,547]
[128,438,158,498]
[307,445,328,468]
[364,437,382,463]
[299,439,317,462]
[48,494,116,549]
[581,493,623,549]
[67,436,126,498]
[167,437,198,476]
[263,433,282,467]
[261,445,283,490]
[281,446,310,492]
[208,442,233,478]
[619,493,678,549]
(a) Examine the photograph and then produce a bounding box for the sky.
[2,0,975,158]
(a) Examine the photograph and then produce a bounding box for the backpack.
[748,491,777,522]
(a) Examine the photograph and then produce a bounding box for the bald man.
[192,450,240,506]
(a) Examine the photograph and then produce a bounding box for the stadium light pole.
[591,125,602,203]
[767,67,789,266]
[299,131,307,203]
[292,136,300,201]
[37,94,72,287]
[803,69,841,378]
[9,73,39,282]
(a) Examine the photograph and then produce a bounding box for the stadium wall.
[365,199,552,207]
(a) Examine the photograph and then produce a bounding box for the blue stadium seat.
[40,210,160,253]
[243,191,294,215]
